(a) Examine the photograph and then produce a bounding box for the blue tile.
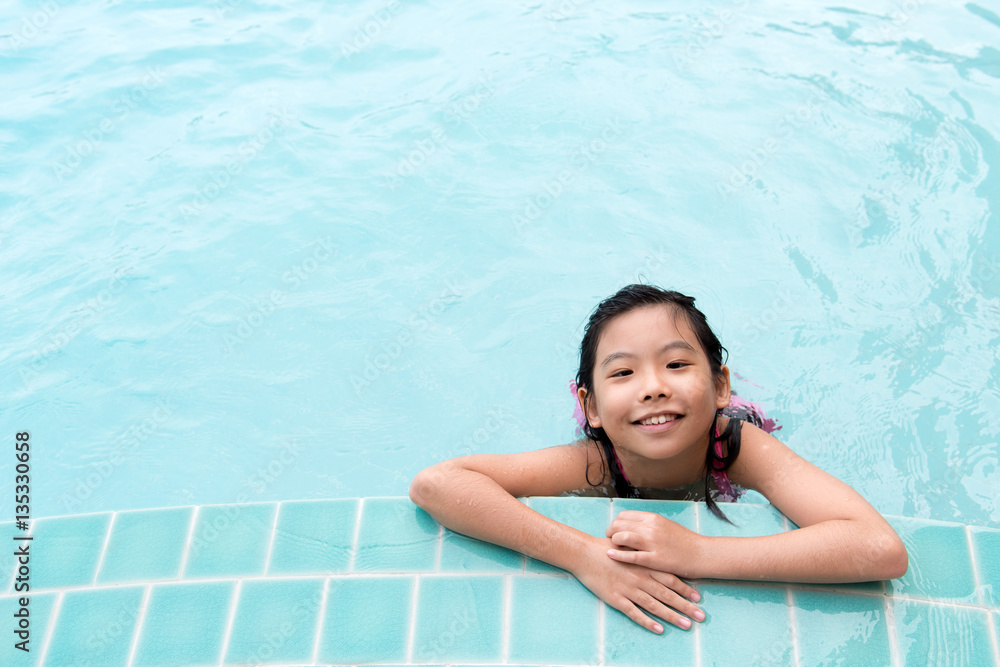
[439,529,524,573]
[224,578,324,665]
[2,522,23,594]
[612,498,698,530]
[887,517,977,603]
[792,590,891,664]
[698,502,787,537]
[268,499,357,575]
[508,575,599,664]
[97,507,193,584]
[698,583,793,665]
[526,496,610,573]
[970,526,1000,609]
[45,585,145,667]
[412,576,504,663]
[0,592,57,666]
[353,498,439,572]
[604,593,696,666]
[133,581,235,667]
[183,503,276,579]
[318,577,413,664]
[894,599,993,667]
[23,513,111,590]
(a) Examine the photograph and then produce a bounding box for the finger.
[606,517,637,536]
[630,589,693,631]
[651,571,701,603]
[614,598,665,635]
[614,510,653,521]
[606,547,649,566]
[610,531,646,550]
[647,575,706,621]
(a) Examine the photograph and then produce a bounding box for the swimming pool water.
[1,0,998,531]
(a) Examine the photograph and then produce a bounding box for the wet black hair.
[574,284,741,522]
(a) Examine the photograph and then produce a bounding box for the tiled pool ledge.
[2,497,998,667]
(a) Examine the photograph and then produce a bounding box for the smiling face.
[577,304,731,485]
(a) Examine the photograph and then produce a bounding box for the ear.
[715,365,732,410]
[577,385,601,429]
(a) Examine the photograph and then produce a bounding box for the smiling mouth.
[634,414,681,426]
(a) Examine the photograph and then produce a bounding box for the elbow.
[874,529,909,581]
[409,462,452,510]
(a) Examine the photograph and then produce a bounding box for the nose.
[642,366,672,401]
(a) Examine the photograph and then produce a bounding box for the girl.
[410,284,907,634]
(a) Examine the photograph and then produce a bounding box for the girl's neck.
[614,415,729,489]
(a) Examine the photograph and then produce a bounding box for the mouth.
[633,413,683,432]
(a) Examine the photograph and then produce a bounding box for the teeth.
[640,414,677,425]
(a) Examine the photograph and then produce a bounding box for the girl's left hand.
[606,510,703,577]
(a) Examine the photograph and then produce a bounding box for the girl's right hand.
[570,536,706,634]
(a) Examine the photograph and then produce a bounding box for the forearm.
[691,519,908,583]
[409,463,595,573]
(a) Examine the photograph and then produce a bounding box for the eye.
[611,369,632,377]
[667,362,688,369]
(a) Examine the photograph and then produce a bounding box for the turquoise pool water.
[1,0,999,612]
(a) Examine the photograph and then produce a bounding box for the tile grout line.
[884,594,900,667]
[91,511,118,585]
[217,579,243,667]
[970,526,1000,667]
[310,577,331,665]
[502,574,512,664]
[786,586,801,667]
[783,516,802,667]
[348,498,364,572]
[35,589,63,667]
[600,499,612,666]
[124,584,153,667]
[435,522,444,572]
[693,501,702,667]
[965,525,986,609]
[406,575,421,664]
[263,501,282,575]
[3,569,577,599]
[178,506,200,579]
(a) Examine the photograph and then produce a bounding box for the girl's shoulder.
[455,440,607,498]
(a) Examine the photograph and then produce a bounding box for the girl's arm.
[409,444,705,633]
[606,422,908,582]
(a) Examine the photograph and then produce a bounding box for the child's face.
[578,305,731,467]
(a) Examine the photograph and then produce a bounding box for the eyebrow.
[600,340,697,369]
